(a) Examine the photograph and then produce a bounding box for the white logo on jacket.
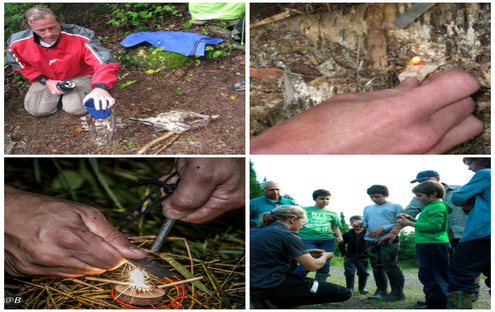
[49,59,58,66]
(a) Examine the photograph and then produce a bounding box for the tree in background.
[250,161,263,199]
[339,212,350,234]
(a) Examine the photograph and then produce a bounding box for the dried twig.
[157,277,204,289]
[137,132,177,155]
[152,134,180,154]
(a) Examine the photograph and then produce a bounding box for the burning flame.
[128,268,151,291]
[408,56,424,66]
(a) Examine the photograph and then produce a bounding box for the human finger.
[428,97,476,134]
[106,95,116,108]
[7,245,107,277]
[399,69,480,114]
[80,208,147,261]
[329,76,420,102]
[426,116,484,154]
[161,173,220,219]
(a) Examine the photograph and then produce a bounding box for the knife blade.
[394,3,435,29]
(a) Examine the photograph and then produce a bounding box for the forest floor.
[5,4,245,155]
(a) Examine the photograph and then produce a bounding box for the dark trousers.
[344,257,369,278]
[264,274,351,308]
[416,243,451,308]
[366,239,402,273]
[448,238,491,294]
[449,238,460,260]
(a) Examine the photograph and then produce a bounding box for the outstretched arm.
[251,70,482,154]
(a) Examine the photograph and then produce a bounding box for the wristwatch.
[36,75,49,85]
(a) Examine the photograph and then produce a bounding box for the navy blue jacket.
[339,228,369,259]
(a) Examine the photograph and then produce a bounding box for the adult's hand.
[45,79,65,95]
[5,186,147,277]
[251,70,483,154]
[161,158,245,223]
[83,88,115,110]
[308,248,325,258]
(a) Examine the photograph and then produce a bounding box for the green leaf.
[183,22,193,29]
[118,80,137,89]
[175,87,183,95]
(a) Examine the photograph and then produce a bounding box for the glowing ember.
[129,268,150,291]
[408,56,423,65]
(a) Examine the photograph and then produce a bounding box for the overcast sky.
[250,155,475,225]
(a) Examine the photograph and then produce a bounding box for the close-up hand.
[308,248,325,257]
[45,79,65,95]
[161,158,245,223]
[5,186,147,277]
[251,69,483,154]
[392,218,414,227]
[83,88,115,110]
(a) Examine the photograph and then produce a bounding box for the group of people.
[250,157,490,309]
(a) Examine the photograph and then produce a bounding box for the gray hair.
[259,205,306,227]
[23,6,62,27]
[262,181,278,190]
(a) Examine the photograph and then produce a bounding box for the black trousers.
[265,274,351,308]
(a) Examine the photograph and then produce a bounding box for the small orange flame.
[407,56,423,66]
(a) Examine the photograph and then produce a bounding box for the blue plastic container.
[84,98,112,119]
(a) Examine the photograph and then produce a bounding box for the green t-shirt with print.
[298,206,340,240]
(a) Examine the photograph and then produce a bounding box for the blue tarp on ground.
[120,31,224,57]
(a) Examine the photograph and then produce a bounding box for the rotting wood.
[250,3,490,153]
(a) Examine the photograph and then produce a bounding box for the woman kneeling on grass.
[250,205,351,308]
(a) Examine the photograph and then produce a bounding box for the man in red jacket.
[6,6,119,117]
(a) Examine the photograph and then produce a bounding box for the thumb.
[81,209,147,260]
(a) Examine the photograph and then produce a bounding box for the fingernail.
[129,246,147,256]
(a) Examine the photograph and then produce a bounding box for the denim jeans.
[294,239,335,276]
[448,238,491,294]
[416,243,451,308]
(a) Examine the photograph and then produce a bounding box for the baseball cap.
[410,170,440,183]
